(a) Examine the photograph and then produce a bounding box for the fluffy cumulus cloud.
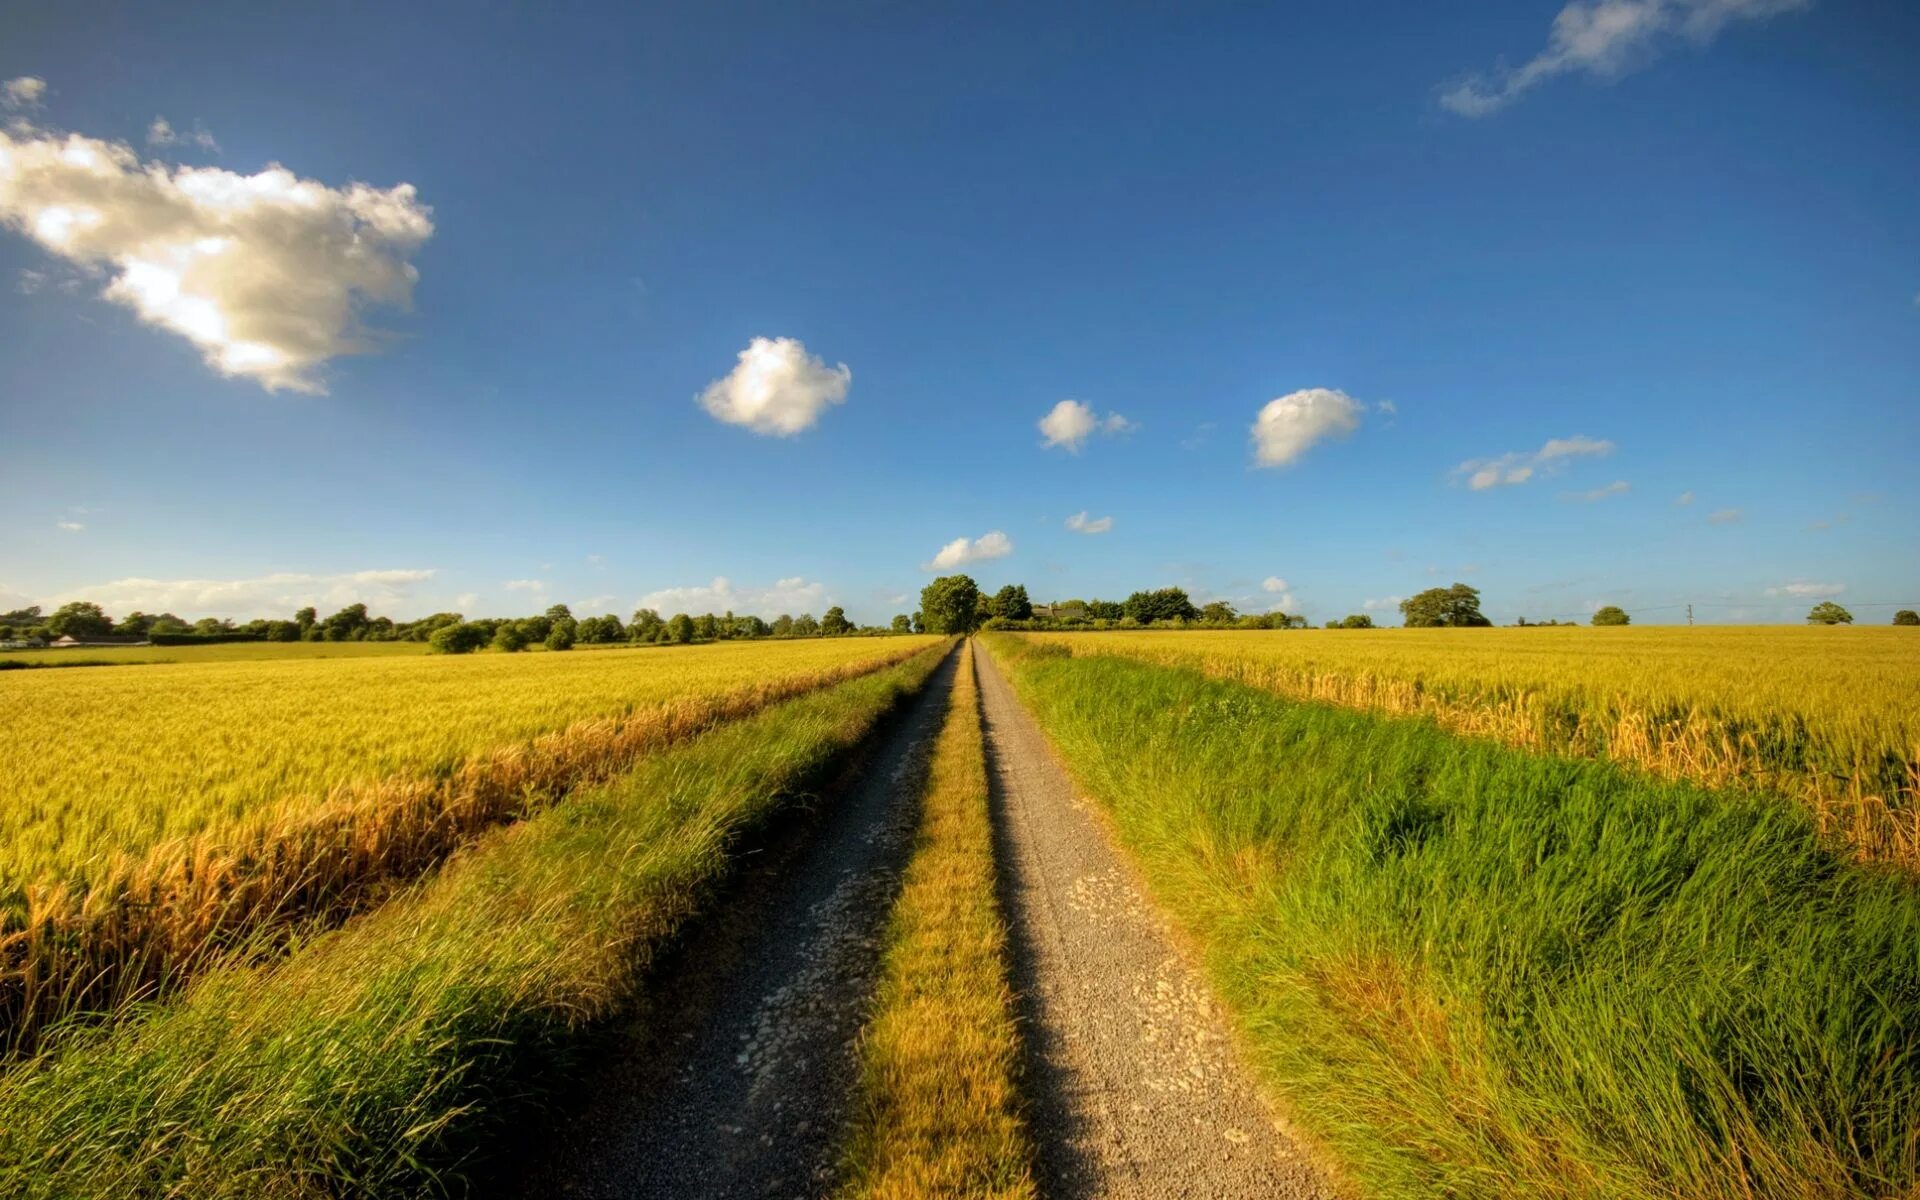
[1038,400,1133,452]
[1064,511,1112,534]
[1765,580,1845,598]
[697,336,850,436]
[1456,434,1614,490]
[1260,576,1297,611]
[636,575,829,618]
[56,568,436,618]
[923,531,1013,571]
[0,100,433,393]
[1439,0,1810,117]
[1250,388,1367,468]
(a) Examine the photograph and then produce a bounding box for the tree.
[429,622,488,654]
[629,608,664,641]
[1086,599,1125,621]
[1338,613,1376,629]
[821,606,852,636]
[771,613,795,637]
[1895,610,1919,626]
[911,611,925,634]
[891,614,912,634]
[990,584,1033,621]
[667,613,696,643]
[492,622,531,652]
[691,613,718,641]
[321,603,371,642]
[545,619,576,651]
[1591,605,1630,627]
[793,612,821,636]
[921,575,984,634]
[47,602,113,639]
[1399,584,1490,628]
[545,603,573,622]
[1123,588,1198,624]
[1807,601,1854,625]
[1199,601,1238,625]
[294,606,317,634]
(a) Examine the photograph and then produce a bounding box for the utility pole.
[1687,603,1693,627]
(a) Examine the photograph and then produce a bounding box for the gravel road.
[510,646,958,1199]
[974,640,1333,1200]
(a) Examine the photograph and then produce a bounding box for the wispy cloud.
[1569,479,1631,502]
[1038,400,1133,452]
[146,116,218,152]
[0,86,433,393]
[1707,507,1743,524]
[1765,580,1844,598]
[1455,435,1615,490]
[1363,595,1404,612]
[54,519,85,532]
[1,77,45,110]
[55,568,436,618]
[923,531,1013,571]
[1064,511,1113,535]
[503,578,547,593]
[1439,0,1811,117]
[1674,490,1695,506]
[637,575,828,618]
[697,336,850,436]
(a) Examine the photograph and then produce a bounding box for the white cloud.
[55,519,84,532]
[1038,399,1133,452]
[453,592,480,612]
[1065,511,1113,534]
[2,78,45,110]
[1262,576,1290,593]
[1707,507,1743,524]
[1675,490,1695,505]
[575,593,616,611]
[146,117,219,153]
[1250,388,1366,467]
[1766,581,1844,598]
[1570,479,1631,501]
[1363,595,1404,612]
[1440,0,1810,117]
[55,568,436,618]
[0,112,433,393]
[923,530,1013,572]
[697,336,850,436]
[1456,434,1614,490]
[503,579,547,593]
[637,575,829,618]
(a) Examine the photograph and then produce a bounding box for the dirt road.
[512,648,958,1199]
[974,640,1333,1199]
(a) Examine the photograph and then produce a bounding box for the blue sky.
[2,1,1916,625]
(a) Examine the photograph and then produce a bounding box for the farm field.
[982,634,1920,1200]
[1,640,436,666]
[1024,627,1920,864]
[1,636,940,1051]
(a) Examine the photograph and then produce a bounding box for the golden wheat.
[1024,627,1920,865]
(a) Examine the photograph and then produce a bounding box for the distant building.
[47,634,149,648]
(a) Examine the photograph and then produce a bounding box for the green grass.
[982,634,1920,1200]
[0,643,950,1199]
[839,645,1035,1200]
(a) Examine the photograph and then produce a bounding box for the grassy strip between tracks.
[0,642,951,1200]
[839,643,1036,1200]
[982,634,1919,1200]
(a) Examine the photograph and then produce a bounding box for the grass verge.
[2,641,933,1057]
[983,634,1919,1200]
[0,642,950,1199]
[838,643,1035,1200]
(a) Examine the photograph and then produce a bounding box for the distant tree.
[149,612,190,634]
[491,622,531,652]
[891,614,912,634]
[1086,599,1125,621]
[429,622,489,654]
[793,612,821,636]
[667,613,696,643]
[990,584,1033,621]
[320,603,371,642]
[821,606,852,636]
[911,611,926,634]
[629,608,664,641]
[294,606,318,634]
[47,602,113,639]
[545,603,573,622]
[1806,601,1854,625]
[265,620,302,642]
[117,611,154,637]
[192,617,233,636]
[687,613,715,641]
[1895,610,1920,626]
[740,614,771,638]
[1123,588,1199,624]
[921,575,984,634]
[545,619,576,651]
[1199,601,1238,625]
[0,605,43,625]
[771,613,796,637]
[1399,584,1491,628]
[1591,605,1630,626]
[1338,613,1376,629]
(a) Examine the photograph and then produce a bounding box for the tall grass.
[0,643,950,1199]
[1,640,935,1057]
[1025,628,1920,866]
[839,644,1035,1200]
[985,635,1920,1199]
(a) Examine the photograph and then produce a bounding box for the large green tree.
[1806,601,1854,625]
[920,575,984,634]
[1591,605,1630,626]
[820,606,852,636]
[1122,588,1198,624]
[989,584,1033,621]
[1895,610,1919,626]
[891,614,912,634]
[47,602,113,639]
[1399,584,1491,628]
